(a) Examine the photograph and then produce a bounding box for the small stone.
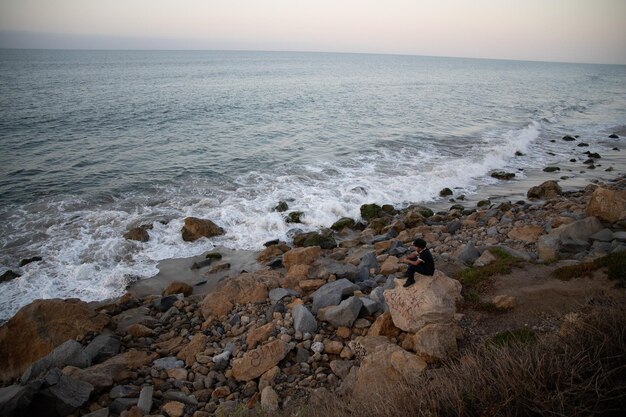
[162,401,185,417]
[167,368,188,380]
[261,386,279,412]
[311,342,324,353]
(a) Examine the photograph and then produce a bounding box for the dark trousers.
[406,264,434,283]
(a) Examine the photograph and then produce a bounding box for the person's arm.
[402,251,423,265]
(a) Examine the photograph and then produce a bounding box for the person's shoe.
[403,279,415,288]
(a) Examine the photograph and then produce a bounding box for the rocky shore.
[1,169,625,416]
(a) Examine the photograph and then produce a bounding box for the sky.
[0,0,625,64]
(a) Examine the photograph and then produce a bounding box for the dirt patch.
[458,261,626,347]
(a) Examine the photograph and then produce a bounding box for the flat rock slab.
[232,340,288,382]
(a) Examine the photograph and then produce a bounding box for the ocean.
[0,49,625,321]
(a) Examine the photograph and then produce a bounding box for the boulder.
[537,217,604,261]
[352,336,427,400]
[292,305,317,335]
[586,187,626,223]
[123,226,150,242]
[125,324,153,337]
[358,251,379,272]
[366,311,400,338]
[181,217,224,242]
[268,288,299,304]
[383,271,462,333]
[0,298,110,384]
[314,260,359,281]
[63,351,157,390]
[261,386,279,412]
[311,279,358,313]
[527,180,562,200]
[257,245,288,263]
[246,322,275,349]
[411,323,461,363]
[162,282,193,297]
[281,264,310,289]
[0,384,39,417]
[473,249,497,267]
[84,331,121,364]
[331,217,356,231]
[0,270,20,283]
[200,270,281,320]
[21,339,91,383]
[507,225,544,243]
[360,204,383,221]
[318,296,363,328]
[455,241,480,264]
[380,256,401,275]
[177,333,207,366]
[283,246,322,271]
[47,373,94,412]
[231,340,288,381]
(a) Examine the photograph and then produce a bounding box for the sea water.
[1,49,625,320]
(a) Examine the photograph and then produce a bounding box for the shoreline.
[129,131,625,298]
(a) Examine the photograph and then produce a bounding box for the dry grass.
[271,304,626,417]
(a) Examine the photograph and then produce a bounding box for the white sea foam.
[0,121,553,320]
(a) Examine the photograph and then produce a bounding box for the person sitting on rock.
[400,238,434,287]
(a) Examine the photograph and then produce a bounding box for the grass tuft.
[486,328,537,348]
[458,248,524,308]
[552,251,626,286]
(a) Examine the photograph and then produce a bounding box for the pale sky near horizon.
[0,0,625,64]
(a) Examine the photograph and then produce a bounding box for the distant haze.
[1,0,625,64]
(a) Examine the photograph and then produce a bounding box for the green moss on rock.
[360,204,382,221]
[285,211,304,223]
[331,217,356,231]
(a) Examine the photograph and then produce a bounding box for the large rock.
[313,260,359,281]
[283,246,322,271]
[383,270,462,333]
[410,323,461,363]
[47,373,94,413]
[367,311,401,338]
[181,217,224,242]
[318,296,362,328]
[0,299,110,384]
[84,331,121,364]
[21,339,91,383]
[123,226,150,242]
[379,256,400,275]
[455,241,480,264]
[200,270,281,320]
[311,279,358,314]
[507,225,544,243]
[292,305,317,335]
[527,180,563,199]
[537,216,604,261]
[177,333,207,366]
[63,351,157,390]
[231,340,288,381]
[351,336,427,400]
[586,187,626,223]
[163,282,193,297]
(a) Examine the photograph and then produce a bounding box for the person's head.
[413,238,426,249]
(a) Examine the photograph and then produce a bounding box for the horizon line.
[2,46,624,67]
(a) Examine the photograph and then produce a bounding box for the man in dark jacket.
[401,238,434,287]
